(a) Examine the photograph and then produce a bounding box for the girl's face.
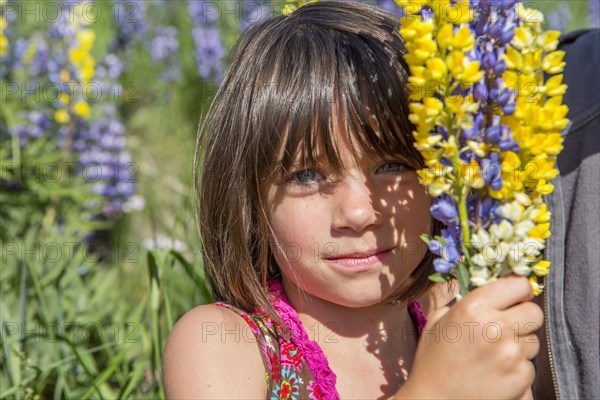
[264,119,432,308]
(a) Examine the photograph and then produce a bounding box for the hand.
[398,275,543,399]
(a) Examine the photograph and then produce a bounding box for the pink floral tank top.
[215,279,427,400]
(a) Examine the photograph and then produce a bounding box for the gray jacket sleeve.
[543,28,600,400]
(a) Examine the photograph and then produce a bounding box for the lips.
[326,247,393,260]
[324,247,394,272]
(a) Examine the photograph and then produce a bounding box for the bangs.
[243,4,424,180]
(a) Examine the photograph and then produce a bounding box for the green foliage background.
[0,1,595,398]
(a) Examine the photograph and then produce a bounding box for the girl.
[163,2,544,398]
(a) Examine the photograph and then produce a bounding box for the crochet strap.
[267,279,341,400]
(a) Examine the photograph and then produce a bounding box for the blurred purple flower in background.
[1,1,139,217]
[377,0,404,18]
[240,1,272,31]
[150,26,181,82]
[189,0,225,82]
[547,2,571,32]
[111,0,148,51]
[590,0,600,28]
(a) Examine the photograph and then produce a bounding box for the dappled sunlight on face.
[263,120,432,309]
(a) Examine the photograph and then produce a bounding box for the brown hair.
[193,0,442,321]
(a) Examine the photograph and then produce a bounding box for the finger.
[468,275,534,310]
[506,301,544,336]
[519,387,534,400]
[520,333,540,360]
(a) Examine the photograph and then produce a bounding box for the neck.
[279,275,418,346]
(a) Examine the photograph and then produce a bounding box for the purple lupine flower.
[15,1,136,216]
[480,153,503,190]
[96,54,124,81]
[591,0,600,28]
[434,258,453,273]
[377,0,404,18]
[430,197,459,225]
[240,1,272,31]
[189,0,225,82]
[547,2,571,32]
[76,104,137,215]
[150,26,181,82]
[111,0,147,51]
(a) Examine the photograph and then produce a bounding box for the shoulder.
[163,303,267,399]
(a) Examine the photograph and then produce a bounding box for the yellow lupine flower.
[461,159,484,188]
[529,223,551,240]
[542,51,566,74]
[396,0,428,14]
[425,57,448,82]
[55,109,71,124]
[517,3,544,26]
[450,25,475,51]
[529,276,543,296]
[0,17,7,56]
[73,101,91,119]
[401,16,434,40]
[412,35,438,61]
[60,69,71,82]
[446,51,483,84]
[282,5,296,15]
[0,34,7,56]
[537,31,561,52]
[543,74,567,97]
[536,179,554,195]
[512,27,534,50]
[440,0,473,24]
[59,92,70,104]
[437,23,453,49]
[533,203,551,224]
[532,260,550,276]
[502,46,523,69]
[76,29,95,51]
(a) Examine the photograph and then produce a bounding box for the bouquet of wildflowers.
[395,0,568,296]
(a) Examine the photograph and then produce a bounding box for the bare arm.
[163,304,267,399]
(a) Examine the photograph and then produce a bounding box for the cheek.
[386,184,432,252]
[266,197,326,258]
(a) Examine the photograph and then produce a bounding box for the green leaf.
[456,263,471,296]
[419,233,432,246]
[428,272,452,283]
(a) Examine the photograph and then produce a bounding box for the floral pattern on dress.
[271,366,301,400]
[308,380,324,400]
[216,302,319,399]
[280,339,303,368]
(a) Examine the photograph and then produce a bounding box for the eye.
[376,162,409,174]
[289,169,325,184]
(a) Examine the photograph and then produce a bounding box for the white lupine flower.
[488,241,511,263]
[523,204,540,221]
[497,200,524,222]
[522,237,545,257]
[514,220,535,237]
[515,192,532,206]
[470,267,492,286]
[512,263,531,276]
[508,242,526,264]
[471,228,491,249]
[473,253,489,267]
[489,219,514,240]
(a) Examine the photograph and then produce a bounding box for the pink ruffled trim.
[407,300,427,335]
[267,279,340,400]
[267,279,427,398]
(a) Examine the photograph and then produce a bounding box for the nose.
[331,176,382,233]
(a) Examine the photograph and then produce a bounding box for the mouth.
[324,247,395,272]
